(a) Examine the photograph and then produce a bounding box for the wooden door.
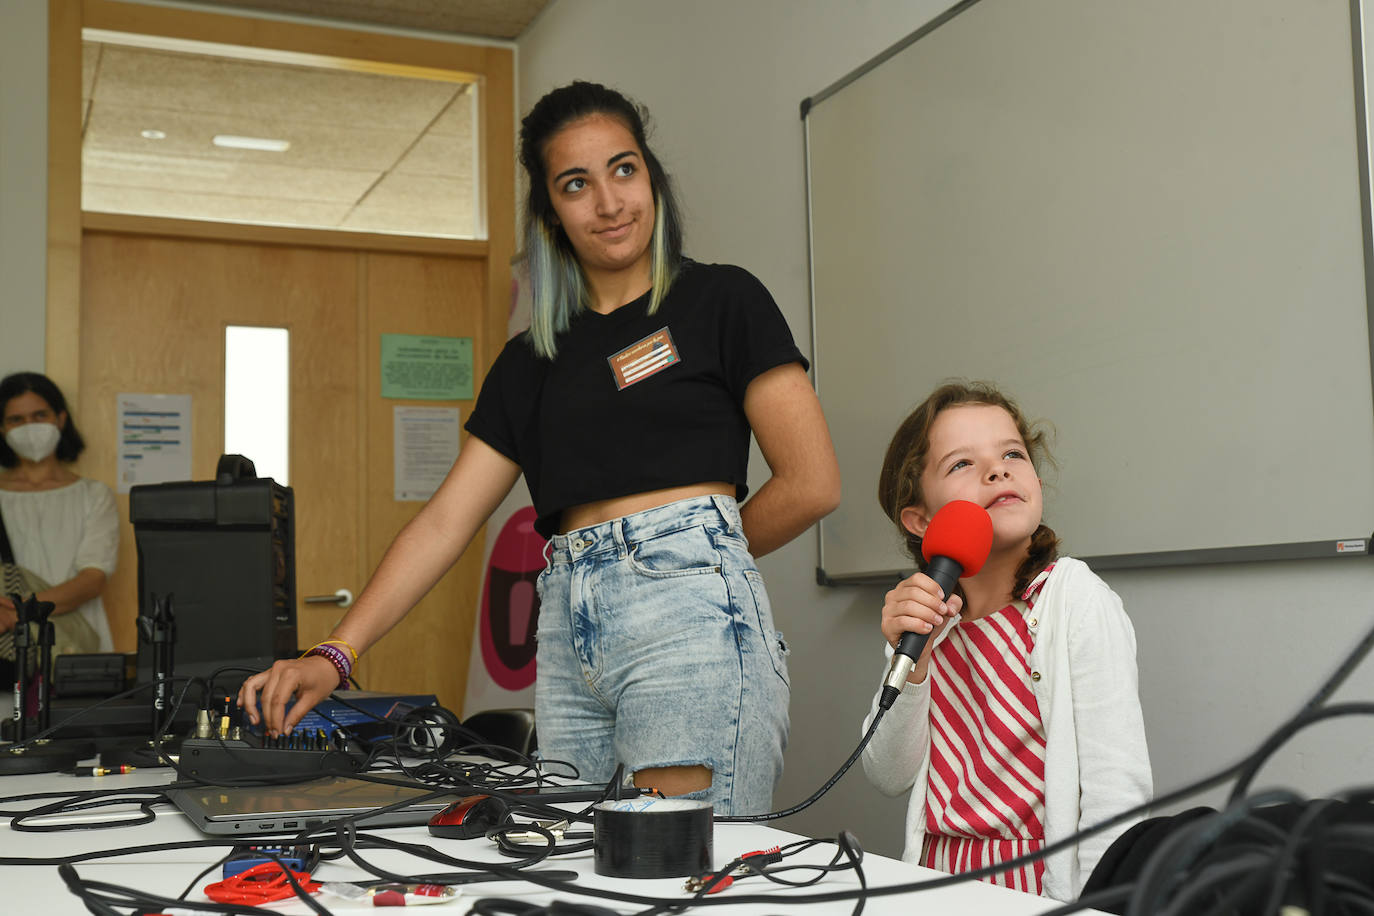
[356,251,488,702]
[79,231,487,710]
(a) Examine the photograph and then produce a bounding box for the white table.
[0,766,1087,915]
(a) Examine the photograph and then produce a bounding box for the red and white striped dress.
[921,573,1050,895]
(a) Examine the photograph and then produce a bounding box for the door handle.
[304,588,354,609]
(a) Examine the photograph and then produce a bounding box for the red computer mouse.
[427,794,511,839]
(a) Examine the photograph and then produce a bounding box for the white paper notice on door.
[394,406,460,501]
[117,393,192,494]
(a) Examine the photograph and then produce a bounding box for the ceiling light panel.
[212,134,291,151]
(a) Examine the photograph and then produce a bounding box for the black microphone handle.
[881,555,965,709]
[894,554,964,661]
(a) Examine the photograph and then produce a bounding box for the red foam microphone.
[880,500,994,708]
[920,499,995,597]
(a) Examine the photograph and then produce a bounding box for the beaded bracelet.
[315,638,359,663]
[302,642,352,688]
[301,638,359,666]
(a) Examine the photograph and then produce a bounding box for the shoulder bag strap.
[0,505,15,566]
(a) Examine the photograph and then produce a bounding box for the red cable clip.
[203,862,321,904]
[684,873,735,894]
[685,847,783,894]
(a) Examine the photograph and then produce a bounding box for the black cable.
[751,836,864,888]
[56,864,123,916]
[0,786,167,818]
[23,606,1374,914]
[1,674,196,751]
[726,596,1370,837]
[1157,852,1276,916]
[11,707,1371,914]
[457,698,1374,911]
[1219,595,1374,808]
[1133,774,1374,915]
[1125,790,1300,916]
[489,820,594,858]
[715,705,886,823]
[1334,891,1374,915]
[20,703,1373,914]
[840,830,868,916]
[58,863,269,916]
[328,821,558,876]
[470,902,622,916]
[1230,703,1374,804]
[22,830,579,912]
[0,837,239,867]
[1260,798,1339,916]
[176,850,235,901]
[314,694,466,760]
[8,790,166,832]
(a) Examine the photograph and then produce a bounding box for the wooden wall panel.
[356,253,487,711]
[46,0,83,403]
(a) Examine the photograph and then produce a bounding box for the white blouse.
[0,478,118,651]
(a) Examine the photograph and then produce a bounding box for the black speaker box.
[130,475,296,683]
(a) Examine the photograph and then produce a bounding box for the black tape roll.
[592,798,713,878]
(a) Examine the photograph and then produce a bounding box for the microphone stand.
[138,593,178,737]
[34,596,57,735]
[10,590,34,742]
[0,593,94,774]
[108,593,182,768]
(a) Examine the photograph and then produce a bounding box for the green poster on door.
[380,334,473,400]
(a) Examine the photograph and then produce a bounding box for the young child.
[861,381,1151,902]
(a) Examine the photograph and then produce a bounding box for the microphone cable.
[714,705,886,823]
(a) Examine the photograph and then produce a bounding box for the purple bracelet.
[304,643,352,688]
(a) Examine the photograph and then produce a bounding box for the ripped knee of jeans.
[632,763,712,797]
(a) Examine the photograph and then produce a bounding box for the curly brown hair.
[877,381,1059,598]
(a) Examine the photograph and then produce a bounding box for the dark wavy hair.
[519,80,684,358]
[0,371,86,467]
[877,380,1059,599]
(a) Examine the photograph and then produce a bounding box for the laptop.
[166,775,463,835]
[166,775,639,835]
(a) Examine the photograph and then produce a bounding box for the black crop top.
[464,260,808,538]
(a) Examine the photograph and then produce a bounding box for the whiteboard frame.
[803,0,1374,586]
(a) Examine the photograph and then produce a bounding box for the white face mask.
[5,422,62,463]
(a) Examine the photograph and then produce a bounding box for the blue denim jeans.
[534,494,790,815]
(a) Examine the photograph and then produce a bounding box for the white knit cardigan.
[860,557,1153,902]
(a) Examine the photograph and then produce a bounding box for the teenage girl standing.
[861,382,1150,901]
[240,82,840,815]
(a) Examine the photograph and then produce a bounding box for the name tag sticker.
[608,328,681,390]
[1336,539,1367,553]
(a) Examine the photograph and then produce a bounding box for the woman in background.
[0,372,119,678]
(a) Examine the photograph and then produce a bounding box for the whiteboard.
[805,0,1374,583]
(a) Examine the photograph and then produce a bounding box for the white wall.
[520,0,1374,857]
[0,1,49,377]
